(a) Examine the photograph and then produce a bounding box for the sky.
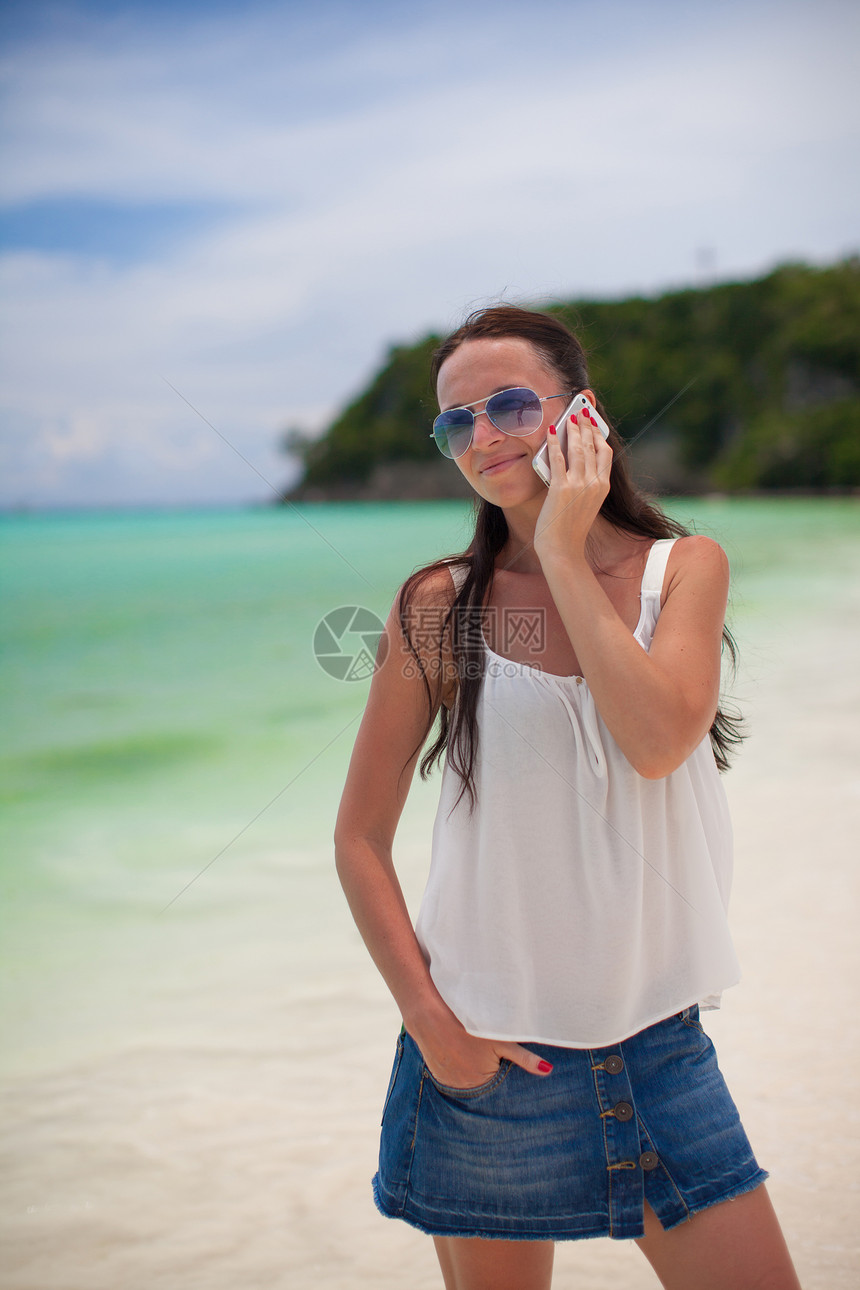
[1,0,858,509]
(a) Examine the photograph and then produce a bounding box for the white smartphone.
[532,393,610,486]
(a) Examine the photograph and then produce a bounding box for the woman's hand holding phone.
[534,402,613,566]
[532,393,610,485]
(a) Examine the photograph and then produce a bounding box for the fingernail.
[538,1060,553,1073]
[548,425,556,435]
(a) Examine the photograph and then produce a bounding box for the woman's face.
[435,336,571,509]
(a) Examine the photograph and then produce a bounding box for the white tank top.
[414,539,741,1049]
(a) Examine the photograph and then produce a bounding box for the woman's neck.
[499,507,625,577]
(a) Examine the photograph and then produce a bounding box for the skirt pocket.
[380,1030,405,1125]
[424,1058,513,1101]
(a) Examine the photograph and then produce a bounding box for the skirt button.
[603,1055,624,1074]
[613,1101,634,1121]
[639,1151,660,1171]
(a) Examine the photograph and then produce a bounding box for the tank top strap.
[446,560,470,594]
[640,538,678,597]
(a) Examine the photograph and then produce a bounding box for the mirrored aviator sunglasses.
[431,387,570,459]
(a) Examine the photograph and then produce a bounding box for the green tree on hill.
[285,258,860,494]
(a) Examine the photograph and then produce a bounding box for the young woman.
[334,306,801,1290]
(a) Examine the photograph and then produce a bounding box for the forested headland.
[283,258,860,500]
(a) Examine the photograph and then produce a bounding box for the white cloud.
[1,0,858,507]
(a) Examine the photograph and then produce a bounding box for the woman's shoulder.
[662,534,730,605]
[393,558,468,711]
[666,533,729,573]
[397,557,469,612]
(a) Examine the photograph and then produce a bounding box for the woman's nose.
[470,409,504,448]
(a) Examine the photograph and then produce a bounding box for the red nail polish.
[538,1060,553,1073]
[548,424,556,435]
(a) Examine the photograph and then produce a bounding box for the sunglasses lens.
[433,388,544,458]
[486,388,543,435]
[432,408,473,459]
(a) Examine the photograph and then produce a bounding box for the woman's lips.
[480,454,524,476]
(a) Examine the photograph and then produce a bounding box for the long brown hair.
[399,305,743,810]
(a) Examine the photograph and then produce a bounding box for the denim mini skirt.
[373,1007,768,1241]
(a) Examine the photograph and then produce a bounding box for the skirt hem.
[373,1167,771,1243]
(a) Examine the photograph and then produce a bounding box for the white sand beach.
[2,534,859,1289]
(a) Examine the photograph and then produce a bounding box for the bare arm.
[536,413,729,778]
[333,586,446,1032]
[334,571,552,1086]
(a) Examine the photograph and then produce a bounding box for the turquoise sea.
[1,499,859,1082]
[2,499,860,1290]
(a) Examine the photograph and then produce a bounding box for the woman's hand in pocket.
[409,1002,553,1089]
